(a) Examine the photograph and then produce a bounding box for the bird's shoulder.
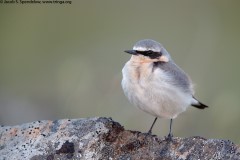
[152,61,193,93]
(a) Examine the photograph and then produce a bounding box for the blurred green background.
[0,1,240,143]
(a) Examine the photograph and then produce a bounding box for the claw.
[166,133,173,141]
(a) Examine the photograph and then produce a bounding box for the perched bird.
[121,39,208,139]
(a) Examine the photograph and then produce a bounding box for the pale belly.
[121,61,193,119]
[122,76,192,119]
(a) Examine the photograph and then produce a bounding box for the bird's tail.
[191,96,208,109]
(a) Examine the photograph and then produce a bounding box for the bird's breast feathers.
[122,61,193,119]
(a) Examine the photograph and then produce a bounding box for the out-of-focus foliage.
[0,1,239,143]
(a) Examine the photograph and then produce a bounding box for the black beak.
[124,50,138,55]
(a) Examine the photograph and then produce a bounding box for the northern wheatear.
[121,39,208,139]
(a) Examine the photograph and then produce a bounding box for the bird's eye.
[135,50,161,59]
[146,51,153,55]
[146,50,159,57]
[140,50,154,56]
[149,51,156,56]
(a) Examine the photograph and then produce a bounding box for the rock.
[0,117,239,160]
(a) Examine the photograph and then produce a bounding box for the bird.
[121,39,208,140]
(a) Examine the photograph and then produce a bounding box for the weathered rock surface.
[0,117,239,160]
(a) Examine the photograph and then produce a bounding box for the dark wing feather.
[191,96,208,109]
[153,60,208,109]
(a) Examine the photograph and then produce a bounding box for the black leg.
[167,119,173,140]
[148,117,157,134]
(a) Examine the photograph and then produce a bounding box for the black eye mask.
[136,50,162,59]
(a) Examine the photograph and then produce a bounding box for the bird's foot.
[143,130,157,140]
[165,133,173,141]
[144,130,152,138]
[147,129,153,135]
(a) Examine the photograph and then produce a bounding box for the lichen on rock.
[0,117,239,160]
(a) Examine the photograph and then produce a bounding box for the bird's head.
[124,39,171,63]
